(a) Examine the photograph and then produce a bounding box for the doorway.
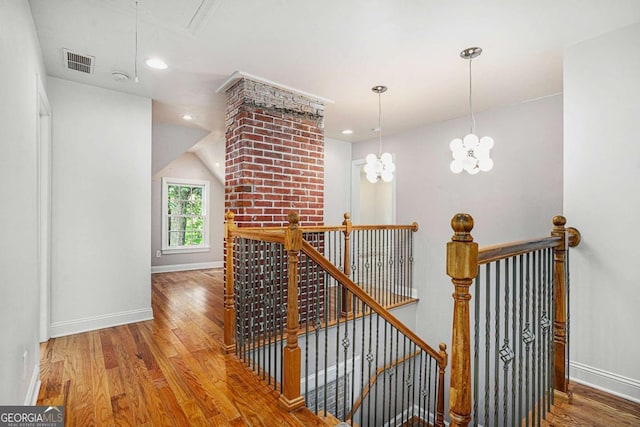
[350,158,396,224]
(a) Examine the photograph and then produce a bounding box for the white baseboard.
[151,261,223,273]
[570,360,640,403]
[50,307,154,338]
[25,364,41,405]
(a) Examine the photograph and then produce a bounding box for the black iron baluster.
[524,252,531,427]
[495,261,501,425]
[518,253,524,425]
[484,264,490,427]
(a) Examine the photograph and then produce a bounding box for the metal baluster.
[545,248,551,413]
[537,250,542,427]
[359,300,367,427]
[417,351,424,426]
[495,261,500,425]
[550,247,555,406]
[524,252,531,427]
[279,244,285,393]
[382,320,389,424]
[518,254,524,424]
[502,258,511,426]
[350,296,357,423]
[401,336,407,424]
[532,251,538,426]
[323,267,329,417]
[374,314,380,427]
[484,264,490,427]
[427,354,433,425]
[512,255,517,427]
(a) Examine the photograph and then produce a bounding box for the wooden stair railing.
[224,211,446,426]
[447,213,581,427]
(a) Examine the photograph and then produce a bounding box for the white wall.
[0,0,48,405]
[151,122,209,175]
[352,95,563,348]
[324,137,352,225]
[151,152,225,271]
[564,23,640,401]
[48,77,152,337]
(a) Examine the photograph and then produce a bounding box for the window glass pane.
[180,186,191,200]
[168,216,186,232]
[169,231,185,247]
[181,201,191,215]
[192,186,202,199]
[192,231,203,245]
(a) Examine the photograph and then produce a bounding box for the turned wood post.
[279,212,305,411]
[447,213,478,427]
[551,215,568,392]
[436,343,448,427]
[341,212,353,317]
[223,211,236,354]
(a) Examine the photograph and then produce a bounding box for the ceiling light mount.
[371,85,388,94]
[460,47,482,60]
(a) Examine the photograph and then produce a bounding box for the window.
[161,177,210,254]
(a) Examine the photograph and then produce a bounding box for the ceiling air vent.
[63,49,95,74]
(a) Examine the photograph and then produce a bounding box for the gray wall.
[0,0,48,405]
[564,23,640,401]
[352,94,564,348]
[48,77,152,337]
[324,137,352,225]
[151,152,225,269]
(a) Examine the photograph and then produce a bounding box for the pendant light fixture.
[450,47,494,174]
[364,85,395,183]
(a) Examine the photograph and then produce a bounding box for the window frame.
[161,177,210,254]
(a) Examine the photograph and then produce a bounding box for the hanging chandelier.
[450,47,494,175]
[364,85,395,183]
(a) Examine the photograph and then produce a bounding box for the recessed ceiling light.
[181,114,193,121]
[341,129,354,135]
[214,162,220,168]
[145,58,168,70]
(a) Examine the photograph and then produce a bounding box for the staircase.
[224,211,582,427]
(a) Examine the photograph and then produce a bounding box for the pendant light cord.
[469,58,475,134]
[134,0,139,83]
[378,91,383,156]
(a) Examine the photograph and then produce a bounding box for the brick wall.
[225,77,325,227]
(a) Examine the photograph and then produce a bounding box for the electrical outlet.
[155,250,162,258]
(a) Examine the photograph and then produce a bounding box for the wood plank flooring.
[37,269,323,426]
[37,268,640,426]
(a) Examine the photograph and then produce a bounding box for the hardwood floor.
[37,268,640,426]
[541,382,640,427]
[37,269,323,426]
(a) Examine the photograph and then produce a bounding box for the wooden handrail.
[478,236,561,265]
[345,350,422,421]
[301,240,445,364]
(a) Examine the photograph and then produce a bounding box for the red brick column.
[224,77,325,227]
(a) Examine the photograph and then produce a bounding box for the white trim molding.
[50,307,154,338]
[25,364,41,405]
[570,360,640,403]
[151,261,223,274]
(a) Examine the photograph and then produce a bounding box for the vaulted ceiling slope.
[30,0,640,142]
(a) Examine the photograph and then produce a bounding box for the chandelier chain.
[134,0,139,83]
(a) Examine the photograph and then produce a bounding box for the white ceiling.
[30,0,640,144]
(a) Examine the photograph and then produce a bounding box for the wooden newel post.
[436,343,448,427]
[447,213,478,427]
[279,212,305,411]
[341,212,353,317]
[551,215,568,392]
[223,211,236,354]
